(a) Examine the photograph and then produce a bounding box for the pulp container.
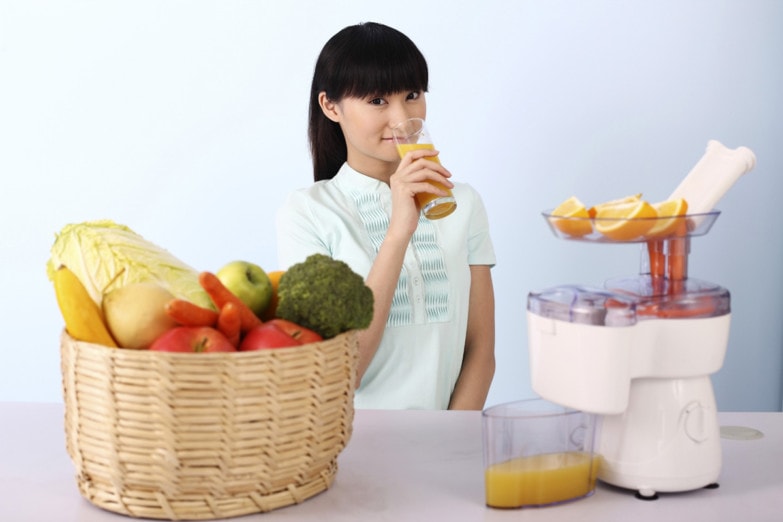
[482,398,599,508]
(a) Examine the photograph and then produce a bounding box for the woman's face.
[320,90,426,180]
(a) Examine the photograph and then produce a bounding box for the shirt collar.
[333,162,390,193]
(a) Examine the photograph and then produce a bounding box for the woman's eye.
[369,97,386,105]
[407,91,421,100]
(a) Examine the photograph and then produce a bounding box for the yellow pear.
[102,282,178,349]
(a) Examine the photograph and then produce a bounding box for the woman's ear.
[318,92,341,123]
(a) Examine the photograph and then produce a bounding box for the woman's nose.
[389,106,413,129]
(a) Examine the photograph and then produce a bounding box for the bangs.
[319,23,429,100]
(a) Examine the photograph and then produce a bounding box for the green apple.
[216,260,273,317]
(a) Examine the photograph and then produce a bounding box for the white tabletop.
[1,403,781,522]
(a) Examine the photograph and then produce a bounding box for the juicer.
[526,141,755,499]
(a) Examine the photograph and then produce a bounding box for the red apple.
[267,319,322,344]
[149,326,237,353]
[239,322,302,351]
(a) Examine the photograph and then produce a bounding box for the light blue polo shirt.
[276,163,495,409]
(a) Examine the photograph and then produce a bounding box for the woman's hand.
[388,148,453,237]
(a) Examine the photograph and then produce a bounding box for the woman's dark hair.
[309,22,429,181]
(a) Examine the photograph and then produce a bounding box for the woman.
[276,22,496,410]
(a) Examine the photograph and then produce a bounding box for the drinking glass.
[391,118,457,219]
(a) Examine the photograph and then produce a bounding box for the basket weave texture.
[60,329,358,520]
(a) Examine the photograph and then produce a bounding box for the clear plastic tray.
[541,210,721,244]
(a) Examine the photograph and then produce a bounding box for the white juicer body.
[527,286,730,498]
[527,140,754,498]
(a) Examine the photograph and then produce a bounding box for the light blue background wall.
[2,0,781,410]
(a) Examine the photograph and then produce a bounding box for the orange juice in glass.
[391,118,456,219]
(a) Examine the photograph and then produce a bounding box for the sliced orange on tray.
[593,200,658,241]
[549,195,690,241]
[587,193,642,218]
[549,196,593,237]
[646,198,689,238]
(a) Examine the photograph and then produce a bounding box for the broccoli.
[276,254,374,339]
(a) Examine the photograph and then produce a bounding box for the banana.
[52,265,117,347]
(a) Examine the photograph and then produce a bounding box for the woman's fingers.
[398,157,452,187]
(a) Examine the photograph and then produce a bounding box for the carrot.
[646,239,665,295]
[667,221,690,296]
[198,271,262,333]
[646,240,664,277]
[165,298,219,327]
[217,302,242,347]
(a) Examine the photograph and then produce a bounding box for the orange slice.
[594,200,657,241]
[645,198,689,239]
[550,196,593,237]
[588,193,642,218]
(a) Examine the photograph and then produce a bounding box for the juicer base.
[630,481,718,501]
[635,489,659,501]
[599,466,721,498]
[596,376,723,497]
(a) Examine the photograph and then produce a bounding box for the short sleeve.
[275,189,330,269]
[464,185,496,267]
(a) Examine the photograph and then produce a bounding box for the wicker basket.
[60,329,358,520]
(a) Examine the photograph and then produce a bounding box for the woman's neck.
[345,156,398,185]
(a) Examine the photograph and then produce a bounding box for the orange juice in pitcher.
[482,399,599,509]
[485,452,600,508]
